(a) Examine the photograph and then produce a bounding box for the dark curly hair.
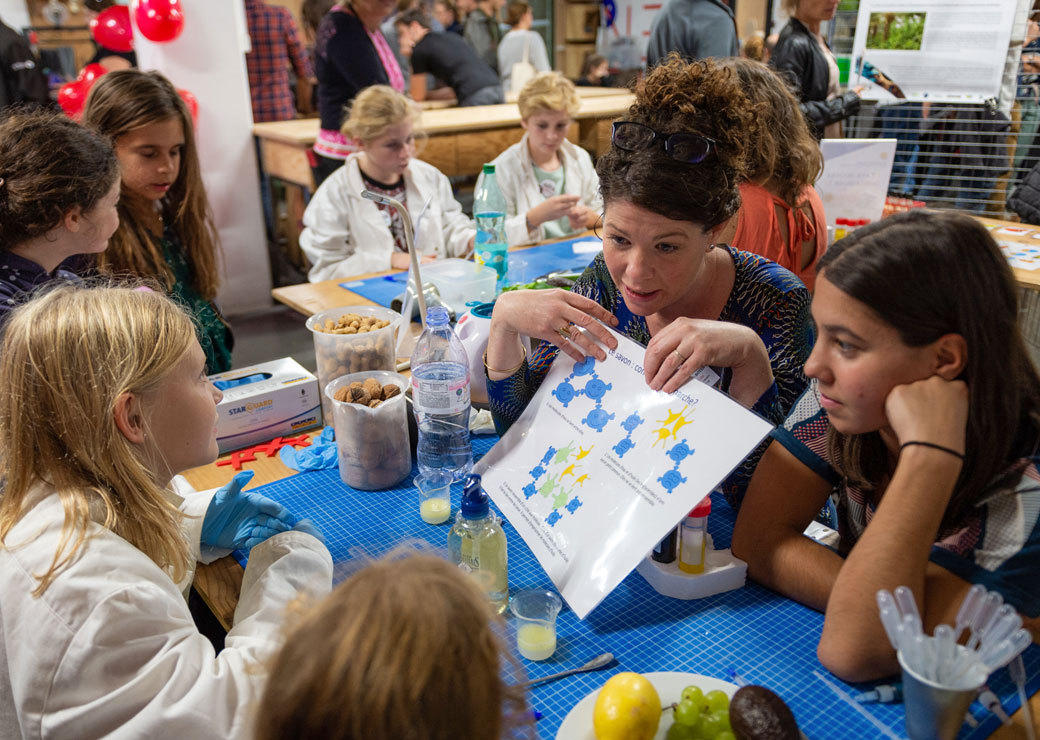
[718,58,822,208]
[596,54,759,231]
[0,109,119,252]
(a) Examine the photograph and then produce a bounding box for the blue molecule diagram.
[550,358,614,433]
[612,412,645,458]
[525,442,591,528]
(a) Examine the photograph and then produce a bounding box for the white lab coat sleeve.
[39,531,332,740]
[299,176,389,282]
[488,147,539,246]
[575,145,603,214]
[435,170,475,257]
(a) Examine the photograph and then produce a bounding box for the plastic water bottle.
[410,306,473,480]
[474,163,508,288]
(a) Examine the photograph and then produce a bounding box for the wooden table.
[253,91,633,189]
[977,216,1040,369]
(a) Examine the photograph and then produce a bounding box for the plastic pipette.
[967,591,1004,650]
[933,624,957,681]
[855,683,902,703]
[978,687,1012,725]
[978,629,1031,672]
[894,585,921,624]
[876,590,905,649]
[1009,656,1037,740]
[979,608,1022,656]
[955,584,986,641]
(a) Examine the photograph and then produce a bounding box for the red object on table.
[215,434,313,470]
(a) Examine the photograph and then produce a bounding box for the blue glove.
[201,470,296,550]
[279,426,338,471]
[292,518,325,544]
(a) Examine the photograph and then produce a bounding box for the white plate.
[556,671,740,740]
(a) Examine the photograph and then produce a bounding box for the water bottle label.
[412,375,470,414]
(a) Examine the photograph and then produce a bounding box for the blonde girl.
[485,71,601,246]
[299,84,475,281]
[257,551,532,740]
[0,285,331,738]
[82,69,234,373]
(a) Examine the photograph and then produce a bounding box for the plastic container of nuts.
[326,371,411,490]
[306,305,402,419]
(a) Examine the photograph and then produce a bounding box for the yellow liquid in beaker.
[420,498,450,524]
[516,623,557,661]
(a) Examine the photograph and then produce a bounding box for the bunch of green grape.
[665,686,736,740]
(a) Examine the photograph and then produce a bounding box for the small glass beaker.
[414,471,452,524]
[509,589,562,662]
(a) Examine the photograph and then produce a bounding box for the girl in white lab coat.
[299,85,476,282]
[484,71,602,246]
[0,285,332,740]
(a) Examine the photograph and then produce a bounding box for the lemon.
[592,672,662,740]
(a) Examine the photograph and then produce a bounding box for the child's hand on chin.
[885,376,968,455]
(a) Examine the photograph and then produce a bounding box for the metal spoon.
[521,652,614,688]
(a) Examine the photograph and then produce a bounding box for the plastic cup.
[325,371,411,491]
[509,589,562,662]
[415,471,452,524]
[899,647,986,740]
[306,305,401,419]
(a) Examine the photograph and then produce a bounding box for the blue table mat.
[240,435,1040,739]
[337,235,602,309]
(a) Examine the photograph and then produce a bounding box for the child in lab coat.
[0,285,332,739]
[257,551,534,740]
[299,84,475,282]
[484,71,602,246]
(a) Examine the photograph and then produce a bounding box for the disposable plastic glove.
[201,470,295,550]
[291,518,325,544]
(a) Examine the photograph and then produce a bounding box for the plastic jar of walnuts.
[306,305,402,419]
[325,371,412,490]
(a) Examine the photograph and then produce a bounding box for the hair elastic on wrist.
[899,440,965,461]
[483,347,527,376]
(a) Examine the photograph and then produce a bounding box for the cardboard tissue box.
[209,358,321,454]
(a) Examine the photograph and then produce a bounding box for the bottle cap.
[482,163,496,174]
[426,305,450,326]
[688,496,712,518]
[460,474,490,519]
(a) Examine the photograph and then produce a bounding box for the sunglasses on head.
[611,121,715,164]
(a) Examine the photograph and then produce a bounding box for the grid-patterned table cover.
[239,435,1039,739]
[337,235,601,309]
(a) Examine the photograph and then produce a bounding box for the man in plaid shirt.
[245,0,314,123]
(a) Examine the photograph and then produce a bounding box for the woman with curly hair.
[720,58,826,289]
[484,55,815,507]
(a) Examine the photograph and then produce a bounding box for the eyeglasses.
[611,121,715,164]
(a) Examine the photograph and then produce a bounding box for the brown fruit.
[382,383,401,399]
[729,686,799,740]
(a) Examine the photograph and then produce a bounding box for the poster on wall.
[602,0,657,67]
[474,331,773,618]
[816,138,897,226]
[850,0,1016,103]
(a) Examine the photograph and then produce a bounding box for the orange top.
[732,182,827,291]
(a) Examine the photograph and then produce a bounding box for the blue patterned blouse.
[486,246,815,508]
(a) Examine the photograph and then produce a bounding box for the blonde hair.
[257,551,534,740]
[0,285,197,595]
[518,71,580,119]
[82,70,223,301]
[341,84,423,144]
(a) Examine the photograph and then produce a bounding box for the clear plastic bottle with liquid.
[473,163,508,288]
[447,474,509,613]
[410,306,473,480]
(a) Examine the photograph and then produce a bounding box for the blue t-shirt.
[773,381,1040,617]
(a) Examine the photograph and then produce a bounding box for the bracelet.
[899,441,965,461]
[484,347,527,376]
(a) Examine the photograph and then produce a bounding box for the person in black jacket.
[0,17,48,111]
[770,0,859,138]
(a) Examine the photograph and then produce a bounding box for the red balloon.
[77,63,108,85]
[178,89,198,127]
[58,81,88,118]
[133,0,185,43]
[89,6,134,53]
